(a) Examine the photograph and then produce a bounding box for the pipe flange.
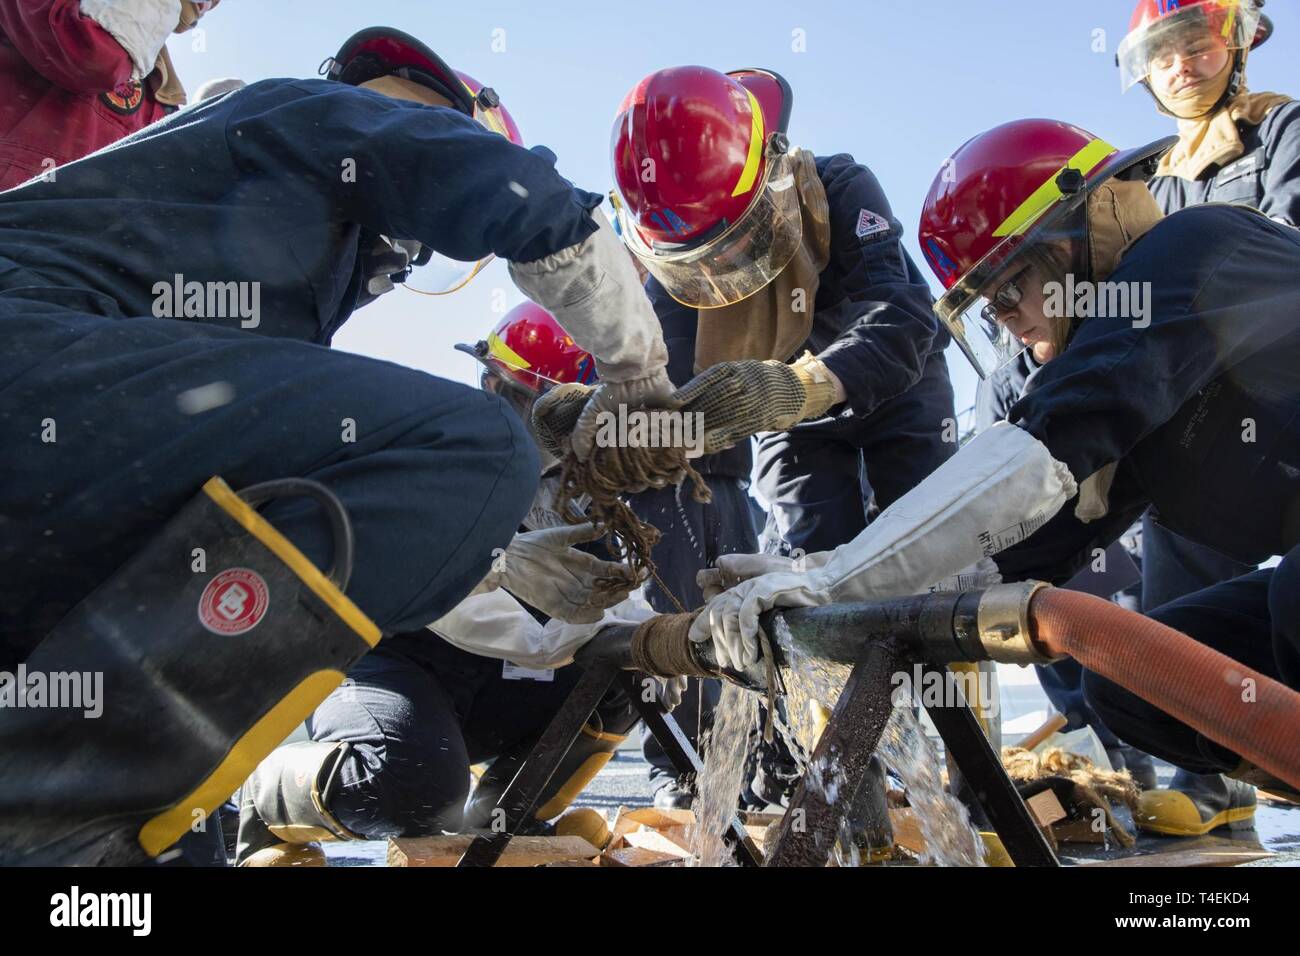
[976,581,1059,665]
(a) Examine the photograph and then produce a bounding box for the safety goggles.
[614,149,803,309]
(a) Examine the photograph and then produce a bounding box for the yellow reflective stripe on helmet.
[731,88,765,198]
[1222,0,1238,41]
[992,138,1116,238]
[487,331,531,370]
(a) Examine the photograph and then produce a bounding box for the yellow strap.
[487,330,531,370]
[992,138,1116,238]
[1221,0,1237,41]
[138,669,346,856]
[731,88,765,198]
[202,477,380,647]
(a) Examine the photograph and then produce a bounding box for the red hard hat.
[455,302,597,396]
[611,66,791,247]
[324,27,521,145]
[1117,1,1269,92]
[457,70,523,146]
[609,66,805,308]
[918,118,1173,377]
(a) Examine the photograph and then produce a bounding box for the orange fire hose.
[1029,588,1300,791]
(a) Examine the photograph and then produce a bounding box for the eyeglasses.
[980,270,1027,325]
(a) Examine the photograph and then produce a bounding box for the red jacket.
[0,0,176,190]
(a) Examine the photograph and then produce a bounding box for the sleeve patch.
[855,208,891,243]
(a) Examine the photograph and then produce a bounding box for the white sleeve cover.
[508,213,668,384]
[428,590,657,671]
[80,0,180,80]
[816,422,1078,603]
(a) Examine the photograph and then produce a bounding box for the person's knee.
[328,739,471,838]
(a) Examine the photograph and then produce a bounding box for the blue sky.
[169,0,1297,414]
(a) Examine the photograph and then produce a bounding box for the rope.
[630,614,713,679]
[555,443,711,613]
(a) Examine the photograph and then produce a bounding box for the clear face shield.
[614,148,804,309]
[404,95,518,296]
[935,193,1089,378]
[1116,0,1260,93]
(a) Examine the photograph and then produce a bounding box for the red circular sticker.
[198,568,271,635]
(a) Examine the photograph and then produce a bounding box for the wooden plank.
[600,846,683,867]
[388,835,599,868]
[623,828,693,859]
[612,807,695,836]
[1082,846,1271,868]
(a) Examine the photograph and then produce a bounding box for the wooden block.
[657,825,694,853]
[1026,789,1069,828]
[387,835,599,867]
[614,807,695,834]
[744,824,770,848]
[889,808,926,856]
[600,846,683,867]
[739,810,784,827]
[1052,819,1107,844]
[623,827,693,859]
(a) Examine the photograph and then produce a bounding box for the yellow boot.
[1135,770,1256,837]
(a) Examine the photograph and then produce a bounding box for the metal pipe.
[577,582,1055,687]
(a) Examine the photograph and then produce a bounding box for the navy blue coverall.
[750,154,956,555]
[0,78,608,665]
[977,352,1143,754]
[1136,103,1300,612]
[995,204,1300,775]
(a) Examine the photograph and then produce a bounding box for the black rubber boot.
[0,478,379,865]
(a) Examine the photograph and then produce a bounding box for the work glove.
[697,551,833,600]
[531,383,591,460]
[177,0,220,32]
[357,237,420,307]
[530,374,686,492]
[571,368,676,461]
[687,423,1077,672]
[670,352,843,455]
[476,523,641,624]
[654,676,688,713]
[689,569,832,672]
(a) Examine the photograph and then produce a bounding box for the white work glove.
[697,551,833,601]
[431,591,655,670]
[654,676,688,713]
[476,523,640,624]
[80,0,183,79]
[688,423,1078,670]
[509,214,673,460]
